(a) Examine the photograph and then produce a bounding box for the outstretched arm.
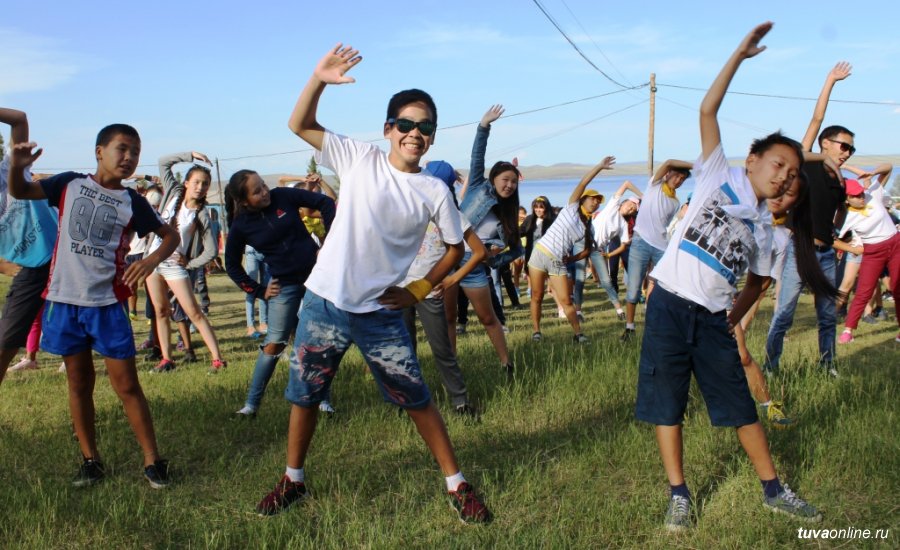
[652,159,692,184]
[801,61,852,151]
[468,105,505,193]
[568,155,615,204]
[0,108,29,145]
[7,142,45,200]
[288,44,362,151]
[159,151,209,193]
[613,180,642,199]
[700,22,773,160]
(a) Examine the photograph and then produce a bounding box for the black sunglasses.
[387,118,436,136]
[826,138,856,155]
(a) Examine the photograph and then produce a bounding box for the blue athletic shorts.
[635,286,758,427]
[42,301,137,359]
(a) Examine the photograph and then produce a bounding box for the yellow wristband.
[404,279,433,302]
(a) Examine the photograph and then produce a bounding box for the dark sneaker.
[144,459,171,489]
[503,363,514,379]
[318,400,336,416]
[448,482,492,524]
[72,458,105,488]
[616,311,626,322]
[573,333,589,344]
[861,314,878,324]
[208,359,227,375]
[764,485,822,522]
[664,495,692,532]
[151,359,176,373]
[620,328,635,342]
[531,332,542,343]
[145,346,162,361]
[182,349,198,363]
[256,475,309,516]
[454,403,480,421]
[455,324,467,335]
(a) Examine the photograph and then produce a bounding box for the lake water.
[516,174,697,210]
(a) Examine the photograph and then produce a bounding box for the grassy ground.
[0,272,897,549]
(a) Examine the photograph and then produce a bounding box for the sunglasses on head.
[387,118,436,136]
[826,138,856,155]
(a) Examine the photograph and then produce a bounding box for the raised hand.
[191,151,212,165]
[10,141,43,169]
[480,104,505,127]
[598,155,616,170]
[828,61,852,82]
[314,44,363,85]
[738,22,773,59]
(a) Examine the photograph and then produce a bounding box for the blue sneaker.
[664,495,692,532]
[764,485,822,522]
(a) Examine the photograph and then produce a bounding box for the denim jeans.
[244,247,269,328]
[572,240,620,308]
[244,282,305,410]
[625,233,665,304]
[765,241,837,371]
[285,291,431,409]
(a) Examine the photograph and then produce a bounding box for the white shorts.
[155,258,190,281]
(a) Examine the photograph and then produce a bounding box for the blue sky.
[2,0,897,179]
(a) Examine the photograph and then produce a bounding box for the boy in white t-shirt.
[8,123,179,489]
[621,159,691,339]
[254,44,490,523]
[635,23,829,531]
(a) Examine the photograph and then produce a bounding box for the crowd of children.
[1,23,898,532]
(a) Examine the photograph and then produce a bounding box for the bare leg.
[65,350,100,459]
[736,422,776,480]
[168,277,222,360]
[286,404,319,469]
[406,402,460,476]
[655,425,684,486]
[106,357,160,466]
[529,267,548,334]
[146,273,174,360]
[464,286,510,364]
[547,274,581,333]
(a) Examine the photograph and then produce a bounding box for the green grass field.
[0,273,897,549]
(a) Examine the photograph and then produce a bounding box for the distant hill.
[204,154,900,203]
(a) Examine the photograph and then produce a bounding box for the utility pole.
[214,158,226,237]
[648,73,656,176]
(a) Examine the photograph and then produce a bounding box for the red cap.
[844,179,864,196]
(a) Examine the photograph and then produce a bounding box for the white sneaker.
[9,357,38,372]
[501,325,510,334]
[58,362,67,373]
[318,400,336,415]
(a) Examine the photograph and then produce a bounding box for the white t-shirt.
[40,172,163,306]
[633,177,679,251]
[148,196,197,257]
[837,181,897,245]
[770,224,791,280]
[651,144,771,313]
[591,195,630,250]
[403,218,471,299]
[535,203,586,260]
[307,131,464,313]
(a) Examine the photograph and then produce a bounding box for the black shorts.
[0,262,51,349]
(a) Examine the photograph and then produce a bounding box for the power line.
[557,0,638,90]
[530,0,640,91]
[488,99,649,160]
[656,94,770,133]
[657,82,896,106]
[37,88,645,171]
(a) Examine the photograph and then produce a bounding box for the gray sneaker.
[664,495,692,532]
[764,485,822,522]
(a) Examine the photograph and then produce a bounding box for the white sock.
[445,471,466,492]
[626,323,635,330]
[759,400,771,408]
[616,308,624,315]
[285,466,304,483]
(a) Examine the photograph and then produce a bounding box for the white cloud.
[894,107,900,114]
[0,29,83,94]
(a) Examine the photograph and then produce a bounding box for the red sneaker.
[208,359,227,375]
[448,482,492,524]
[151,359,176,373]
[256,475,308,516]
